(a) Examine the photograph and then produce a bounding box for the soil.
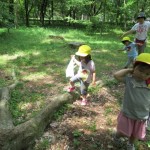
[34,80,150,150]
[1,70,150,150]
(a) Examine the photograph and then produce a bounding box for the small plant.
[104,79,118,88]
[53,104,71,120]
[106,118,113,126]
[73,139,81,147]
[72,130,82,148]
[87,121,97,132]
[34,138,49,150]
[72,130,83,137]
[147,141,150,148]
[104,107,113,116]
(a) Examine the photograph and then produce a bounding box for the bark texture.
[0,70,79,150]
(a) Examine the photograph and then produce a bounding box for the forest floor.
[34,76,150,150]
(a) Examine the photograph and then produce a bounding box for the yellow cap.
[136,53,150,65]
[75,45,91,57]
[121,37,131,42]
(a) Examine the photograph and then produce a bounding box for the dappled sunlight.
[93,49,109,53]
[19,101,43,112]
[0,51,41,66]
[0,52,25,61]
[22,72,47,81]
[92,40,120,45]
[1,27,150,149]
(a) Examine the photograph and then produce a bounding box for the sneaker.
[67,87,75,92]
[81,99,88,106]
[127,143,135,150]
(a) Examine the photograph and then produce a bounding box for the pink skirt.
[117,111,146,140]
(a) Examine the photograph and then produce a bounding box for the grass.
[0,26,149,119]
[0,27,150,149]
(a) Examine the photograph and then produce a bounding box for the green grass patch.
[1,27,150,126]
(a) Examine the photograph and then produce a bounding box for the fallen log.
[0,92,79,150]
[0,68,103,150]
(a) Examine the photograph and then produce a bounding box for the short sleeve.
[90,61,96,72]
[131,24,138,31]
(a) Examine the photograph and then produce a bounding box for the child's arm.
[113,68,133,82]
[91,71,96,85]
[71,55,80,66]
[120,30,135,38]
[136,43,143,46]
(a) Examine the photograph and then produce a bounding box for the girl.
[67,45,96,106]
[113,53,150,150]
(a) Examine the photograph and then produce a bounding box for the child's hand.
[91,81,96,86]
[70,55,75,58]
[127,68,134,74]
[137,43,143,46]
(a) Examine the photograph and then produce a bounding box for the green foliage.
[86,121,97,132]
[0,1,14,29]
[9,82,45,125]
[0,27,150,127]
[72,130,83,137]
[73,139,81,147]
[104,79,118,88]
[35,138,49,150]
[53,104,70,120]
[104,107,113,116]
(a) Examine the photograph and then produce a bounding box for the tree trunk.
[0,92,78,150]
[0,70,79,150]
[9,0,14,23]
[24,0,30,27]
[40,0,48,26]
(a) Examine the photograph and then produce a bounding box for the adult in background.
[121,12,150,54]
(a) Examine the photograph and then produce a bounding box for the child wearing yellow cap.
[113,53,150,150]
[118,37,142,68]
[67,45,96,106]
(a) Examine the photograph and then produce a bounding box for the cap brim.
[122,40,131,42]
[75,52,88,56]
[137,17,146,19]
[135,61,150,65]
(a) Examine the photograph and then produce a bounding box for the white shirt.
[131,21,150,40]
[78,60,95,83]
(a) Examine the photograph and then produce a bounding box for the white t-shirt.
[131,21,150,40]
[78,60,95,83]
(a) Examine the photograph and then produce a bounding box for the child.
[121,12,150,54]
[113,53,150,150]
[67,45,96,106]
[118,37,139,68]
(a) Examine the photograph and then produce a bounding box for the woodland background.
[1,0,150,32]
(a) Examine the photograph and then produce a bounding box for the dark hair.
[78,54,92,64]
[122,40,131,44]
[134,62,150,70]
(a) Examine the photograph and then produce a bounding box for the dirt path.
[34,80,150,150]
[34,84,122,150]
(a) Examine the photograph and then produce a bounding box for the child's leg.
[137,42,146,54]
[68,74,79,92]
[113,131,127,148]
[124,59,130,68]
[124,57,132,68]
[128,135,136,144]
[69,80,75,88]
[80,81,89,105]
[146,112,150,131]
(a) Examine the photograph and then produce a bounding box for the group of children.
[65,12,150,150]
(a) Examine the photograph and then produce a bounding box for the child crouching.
[67,45,96,106]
